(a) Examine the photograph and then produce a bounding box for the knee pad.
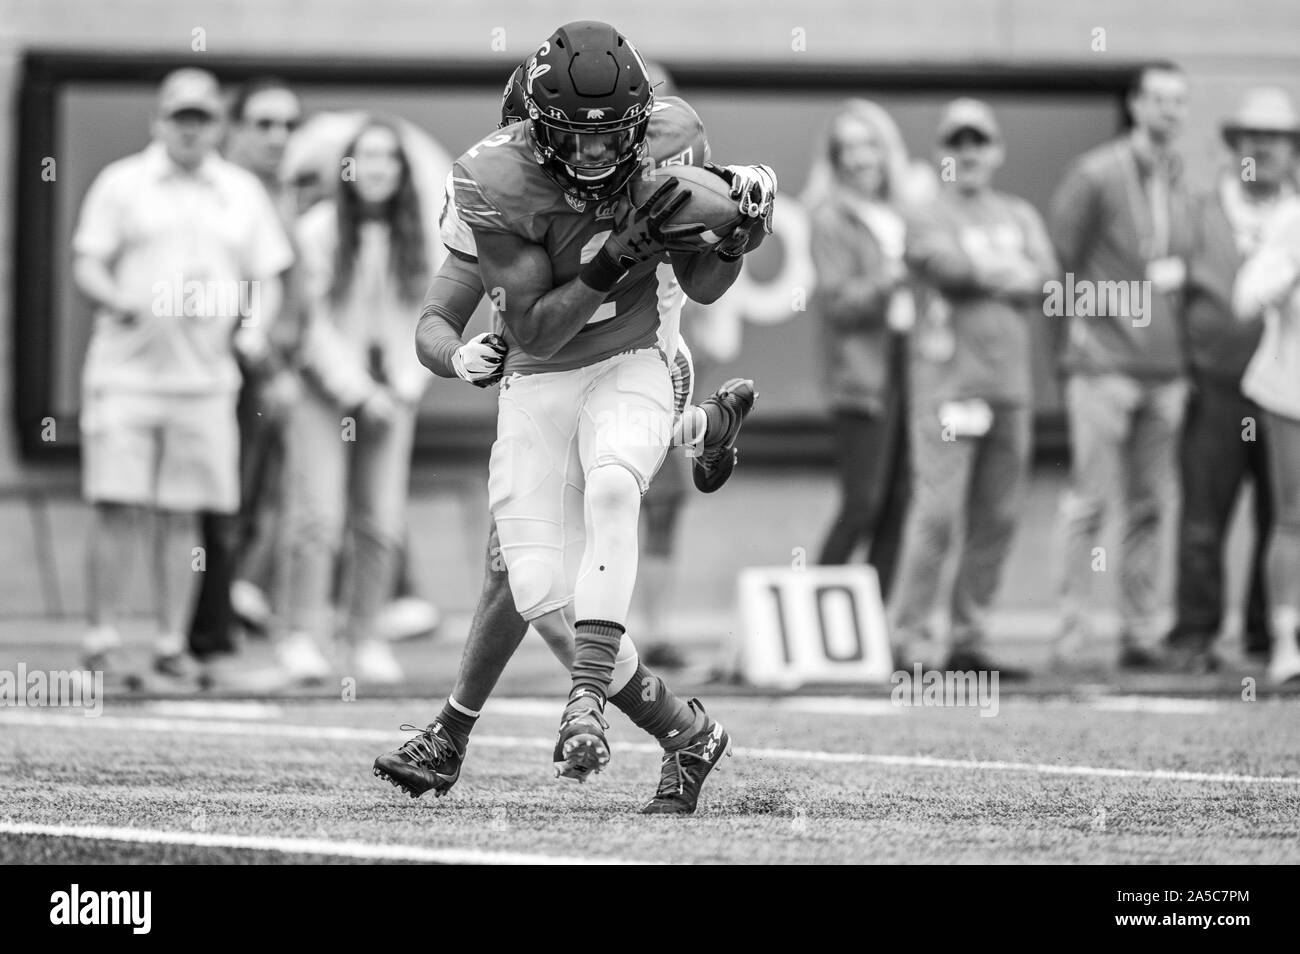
[504,554,569,621]
[608,633,640,695]
[584,464,642,518]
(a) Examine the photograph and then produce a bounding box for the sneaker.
[230,580,274,632]
[944,647,1029,681]
[553,688,610,782]
[153,651,202,681]
[1163,640,1220,675]
[199,653,292,693]
[1117,642,1167,671]
[351,640,405,685]
[1267,624,1300,685]
[691,378,757,493]
[82,625,123,671]
[276,631,331,684]
[640,700,732,815]
[373,597,442,643]
[373,722,466,798]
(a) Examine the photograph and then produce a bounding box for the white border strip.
[3,709,1297,786]
[0,821,652,865]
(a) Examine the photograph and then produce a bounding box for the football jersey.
[449,95,709,374]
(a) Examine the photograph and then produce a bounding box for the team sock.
[570,619,626,702]
[609,662,705,750]
[435,696,479,749]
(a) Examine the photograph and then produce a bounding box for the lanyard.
[1119,143,1170,260]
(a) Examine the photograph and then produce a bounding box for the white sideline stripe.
[1089,696,1225,715]
[145,701,286,720]
[3,709,1298,786]
[0,822,650,866]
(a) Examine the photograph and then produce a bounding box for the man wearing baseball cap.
[72,68,293,686]
[889,98,1057,676]
[1166,87,1300,673]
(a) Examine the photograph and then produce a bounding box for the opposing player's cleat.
[553,689,610,782]
[692,378,757,493]
[373,722,465,799]
[640,700,732,815]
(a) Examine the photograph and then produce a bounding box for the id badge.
[938,398,994,438]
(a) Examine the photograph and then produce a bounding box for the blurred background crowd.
[3,0,1299,694]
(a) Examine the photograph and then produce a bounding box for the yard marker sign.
[736,565,892,688]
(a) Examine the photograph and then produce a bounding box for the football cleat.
[640,700,732,815]
[553,688,611,782]
[373,722,465,799]
[692,378,757,494]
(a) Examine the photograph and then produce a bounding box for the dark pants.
[189,512,237,658]
[818,395,910,600]
[189,373,280,659]
[1170,375,1272,652]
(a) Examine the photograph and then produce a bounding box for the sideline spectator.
[889,99,1057,676]
[806,99,914,599]
[72,68,292,681]
[1233,137,1300,684]
[1166,88,1299,672]
[194,77,304,649]
[1050,63,1191,669]
[280,116,433,685]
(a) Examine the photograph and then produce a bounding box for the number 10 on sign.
[736,566,893,688]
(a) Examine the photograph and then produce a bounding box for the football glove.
[719,163,777,234]
[452,332,508,388]
[604,179,708,269]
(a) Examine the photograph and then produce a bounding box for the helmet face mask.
[521,21,654,202]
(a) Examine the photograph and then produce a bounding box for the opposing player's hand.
[723,163,778,234]
[604,180,707,269]
[452,332,508,388]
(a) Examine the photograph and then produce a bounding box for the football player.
[373,28,775,814]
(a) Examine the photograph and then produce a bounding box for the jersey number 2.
[580,231,617,325]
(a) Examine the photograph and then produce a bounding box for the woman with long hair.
[806,99,917,598]
[279,116,433,684]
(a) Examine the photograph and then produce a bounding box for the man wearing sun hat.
[1164,87,1300,673]
[72,67,293,685]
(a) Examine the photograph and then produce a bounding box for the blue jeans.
[1057,373,1188,646]
[889,398,1031,649]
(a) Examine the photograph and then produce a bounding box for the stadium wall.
[2,0,1298,483]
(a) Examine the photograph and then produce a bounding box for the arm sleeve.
[904,202,981,296]
[72,165,124,261]
[293,209,376,409]
[242,185,295,279]
[1015,198,1061,282]
[1234,203,1300,320]
[451,160,511,234]
[810,209,893,330]
[1048,160,1100,273]
[416,254,487,378]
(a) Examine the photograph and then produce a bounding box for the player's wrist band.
[580,247,628,294]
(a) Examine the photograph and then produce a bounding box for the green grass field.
[3,693,1298,864]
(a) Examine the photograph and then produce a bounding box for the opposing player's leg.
[373,524,531,798]
[685,378,758,493]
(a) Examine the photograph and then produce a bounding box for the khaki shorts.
[81,390,240,513]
